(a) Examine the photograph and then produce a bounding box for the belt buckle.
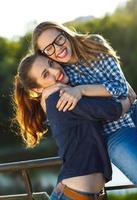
[98,189,107,200]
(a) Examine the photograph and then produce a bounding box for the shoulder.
[95,53,116,62]
[97,53,116,61]
[90,34,106,44]
[92,53,120,72]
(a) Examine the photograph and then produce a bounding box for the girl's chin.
[59,53,71,63]
[59,57,70,63]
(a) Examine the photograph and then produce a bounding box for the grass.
[108,192,137,200]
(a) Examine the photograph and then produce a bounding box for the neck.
[67,54,79,64]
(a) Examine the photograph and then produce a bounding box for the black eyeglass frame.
[41,32,66,56]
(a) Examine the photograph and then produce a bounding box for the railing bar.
[0,157,62,172]
[0,192,48,200]
[0,156,136,199]
[21,169,34,200]
[103,187,109,200]
[106,184,137,190]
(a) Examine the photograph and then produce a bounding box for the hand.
[40,83,67,112]
[128,84,137,104]
[56,86,82,112]
[120,98,131,116]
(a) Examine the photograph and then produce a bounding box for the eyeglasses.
[41,32,66,56]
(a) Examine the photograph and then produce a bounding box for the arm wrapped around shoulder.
[46,91,122,122]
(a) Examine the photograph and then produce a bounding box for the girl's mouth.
[57,72,65,82]
[57,48,67,59]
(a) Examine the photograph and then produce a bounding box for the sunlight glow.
[0,0,127,38]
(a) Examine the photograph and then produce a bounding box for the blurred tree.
[0,34,32,148]
[65,0,137,92]
[0,0,137,162]
[0,34,58,162]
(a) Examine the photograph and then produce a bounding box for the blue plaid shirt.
[62,53,135,135]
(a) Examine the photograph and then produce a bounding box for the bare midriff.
[62,173,105,193]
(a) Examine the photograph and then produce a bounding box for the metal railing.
[0,157,136,199]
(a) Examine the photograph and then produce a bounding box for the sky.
[0,0,128,39]
[0,0,133,187]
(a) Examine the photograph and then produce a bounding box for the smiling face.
[37,28,73,63]
[29,56,69,93]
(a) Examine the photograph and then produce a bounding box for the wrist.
[76,85,84,96]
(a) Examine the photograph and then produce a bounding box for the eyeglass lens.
[43,33,66,56]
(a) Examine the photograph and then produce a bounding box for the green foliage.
[0,34,32,147]
[108,192,137,200]
[65,0,137,92]
[0,0,137,151]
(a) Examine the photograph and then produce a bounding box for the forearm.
[77,85,112,97]
[73,96,122,121]
[46,92,122,122]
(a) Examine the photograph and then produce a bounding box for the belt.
[53,182,102,200]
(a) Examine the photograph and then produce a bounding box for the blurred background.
[0,0,137,199]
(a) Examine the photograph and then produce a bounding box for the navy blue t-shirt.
[46,92,122,183]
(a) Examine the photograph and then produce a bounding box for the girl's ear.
[28,87,43,98]
[33,87,43,94]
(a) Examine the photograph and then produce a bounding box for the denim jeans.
[50,189,98,200]
[50,191,70,200]
[104,101,137,185]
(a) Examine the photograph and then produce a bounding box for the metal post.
[104,187,108,200]
[21,169,34,200]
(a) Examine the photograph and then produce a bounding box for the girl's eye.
[49,59,54,67]
[46,45,53,52]
[56,35,64,44]
[43,71,49,78]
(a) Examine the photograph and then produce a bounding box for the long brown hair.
[32,21,119,64]
[13,53,47,148]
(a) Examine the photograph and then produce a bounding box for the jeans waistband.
[53,182,101,200]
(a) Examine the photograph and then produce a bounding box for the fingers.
[60,99,73,112]
[56,94,78,112]
[68,100,78,111]
[57,98,70,111]
[56,87,81,111]
[56,95,66,109]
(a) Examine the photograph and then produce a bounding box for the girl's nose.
[48,67,59,78]
[54,43,62,52]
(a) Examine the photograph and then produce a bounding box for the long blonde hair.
[13,53,47,148]
[32,21,119,64]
